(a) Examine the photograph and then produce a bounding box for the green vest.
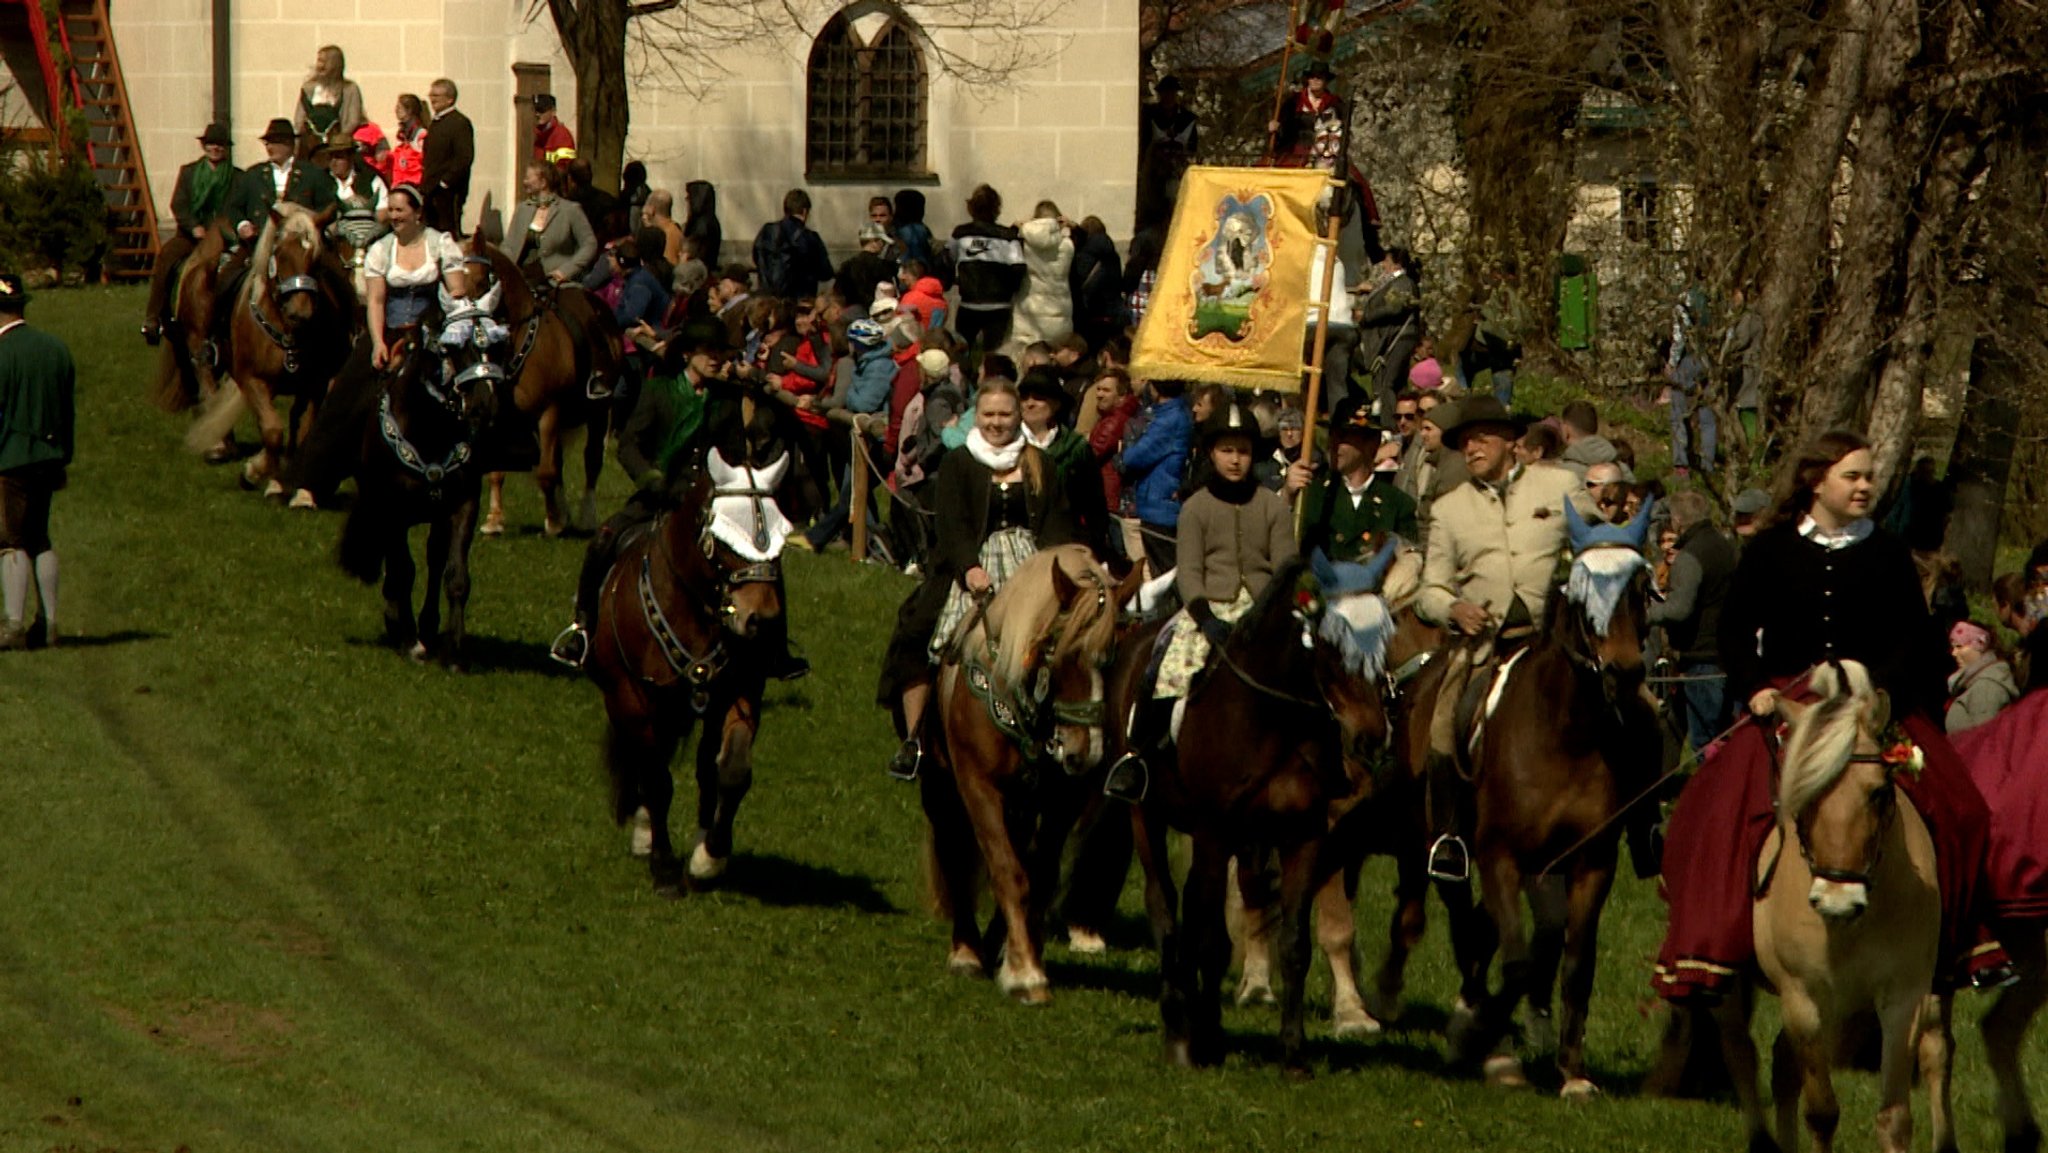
[1301,474,1417,562]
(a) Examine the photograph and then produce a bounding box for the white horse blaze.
[1808,877,1869,919]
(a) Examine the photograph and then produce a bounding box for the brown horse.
[1708,661,1948,1153]
[461,234,623,537]
[920,545,1136,1001]
[1117,549,1399,1076]
[1429,517,1660,1097]
[173,205,356,499]
[1986,925,2048,1153]
[588,449,790,893]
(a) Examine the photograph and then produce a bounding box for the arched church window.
[806,7,929,179]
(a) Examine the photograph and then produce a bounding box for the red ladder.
[53,0,160,279]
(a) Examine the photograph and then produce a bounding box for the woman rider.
[1103,398,1309,802]
[1655,431,2012,1003]
[880,378,1076,780]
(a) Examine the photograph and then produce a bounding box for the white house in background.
[107,0,1139,257]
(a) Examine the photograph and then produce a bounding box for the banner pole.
[1295,196,1344,534]
[1265,1,1301,163]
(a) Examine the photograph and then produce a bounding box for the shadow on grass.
[43,628,165,649]
[339,633,577,678]
[1045,957,1161,1000]
[716,852,901,913]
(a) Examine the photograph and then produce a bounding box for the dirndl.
[929,527,1038,661]
[1153,586,1254,699]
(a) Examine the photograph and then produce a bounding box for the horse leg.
[955,762,1047,1004]
[1916,993,1956,1153]
[1275,836,1323,1079]
[1873,989,1920,1153]
[380,520,417,650]
[1229,850,1279,1007]
[414,515,449,663]
[1369,847,1429,1025]
[1439,874,1496,1036]
[1460,848,1530,1087]
[1710,987,1780,1153]
[441,500,478,670]
[690,694,757,883]
[1524,873,1568,1059]
[1770,1027,1803,1153]
[483,472,507,535]
[288,394,319,508]
[918,764,987,976]
[538,407,566,538]
[1184,830,1234,1066]
[1320,866,1378,1038]
[1984,927,2048,1153]
[244,380,288,494]
[1779,997,1841,1153]
[633,722,685,895]
[578,404,606,534]
[1132,802,1193,1066]
[1554,859,1617,1099]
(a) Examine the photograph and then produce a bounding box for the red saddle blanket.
[1954,689,2048,920]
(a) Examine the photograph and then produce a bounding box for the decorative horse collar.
[377,387,473,501]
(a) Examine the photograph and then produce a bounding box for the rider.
[316,126,389,258]
[549,317,808,681]
[1102,398,1309,803]
[210,117,341,340]
[1411,395,1584,876]
[1299,394,1417,563]
[141,122,236,346]
[878,377,1076,780]
[1655,430,2013,1003]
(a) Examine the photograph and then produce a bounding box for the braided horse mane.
[1777,660,1889,818]
[243,203,326,310]
[975,545,1119,691]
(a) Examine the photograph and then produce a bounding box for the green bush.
[0,147,111,279]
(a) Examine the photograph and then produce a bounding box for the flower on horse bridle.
[1873,720,1925,776]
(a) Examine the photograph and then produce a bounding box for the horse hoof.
[288,488,317,510]
[1332,1006,1383,1039]
[996,961,1050,1004]
[262,479,284,499]
[687,842,727,881]
[544,519,566,539]
[480,515,504,537]
[1235,982,1276,1008]
[1483,1054,1529,1089]
[1526,1007,1558,1055]
[946,946,985,978]
[629,809,653,858]
[1010,983,1053,1007]
[409,642,430,664]
[1560,1077,1600,1102]
[653,881,686,901]
[1283,1063,1315,1084]
[1164,1037,1196,1068]
[1066,927,1107,956]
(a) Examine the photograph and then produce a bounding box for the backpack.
[754,220,793,297]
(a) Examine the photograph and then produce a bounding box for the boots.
[1423,751,1470,882]
[551,530,618,669]
[757,588,810,681]
[1104,698,1172,804]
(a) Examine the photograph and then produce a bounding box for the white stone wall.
[113,0,1136,256]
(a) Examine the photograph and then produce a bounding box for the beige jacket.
[1176,487,1298,605]
[1416,464,1583,627]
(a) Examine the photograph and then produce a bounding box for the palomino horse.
[1434,501,1660,1096]
[461,233,624,537]
[921,545,1136,1001]
[176,205,356,498]
[1119,548,1398,1076]
[589,451,791,894]
[329,307,506,667]
[1710,661,1948,1153]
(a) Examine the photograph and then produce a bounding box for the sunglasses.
[1395,412,1417,422]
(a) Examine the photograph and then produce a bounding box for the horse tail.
[152,338,200,413]
[336,498,387,584]
[603,722,639,828]
[184,383,246,453]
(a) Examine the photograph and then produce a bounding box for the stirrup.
[1102,752,1149,804]
[1427,834,1470,882]
[585,374,613,401]
[549,623,590,669]
[887,737,922,781]
[141,323,163,347]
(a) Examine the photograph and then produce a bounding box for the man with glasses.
[1584,460,1631,523]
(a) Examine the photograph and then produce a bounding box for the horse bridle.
[966,567,1113,764]
[1793,752,1900,890]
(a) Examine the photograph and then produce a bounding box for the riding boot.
[756,608,810,682]
[550,529,618,668]
[1104,697,1172,804]
[1424,751,1471,882]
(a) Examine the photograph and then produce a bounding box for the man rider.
[1300,395,1417,562]
[550,318,807,680]
[142,122,237,346]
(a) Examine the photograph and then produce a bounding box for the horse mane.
[1563,545,1650,638]
[1778,660,1883,817]
[475,240,538,320]
[243,204,325,309]
[979,546,1115,690]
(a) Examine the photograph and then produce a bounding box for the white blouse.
[365,227,462,289]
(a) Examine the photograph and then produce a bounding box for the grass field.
[3,285,2039,1152]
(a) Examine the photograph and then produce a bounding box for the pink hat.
[1949,620,1992,650]
[1408,357,1444,390]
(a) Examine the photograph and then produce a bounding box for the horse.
[460,232,624,538]
[329,306,505,667]
[1986,926,2048,1153]
[588,447,791,894]
[1425,502,1661,1097]
[174,204,357,500]
[1118,547,1399,1076]
[1707,660,1949,1153]
[920,545,1138,1001]
[151,224,239,462]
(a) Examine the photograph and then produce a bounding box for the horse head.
[982,545,1123,775]
[1775,660,1901,921]
[699,449,791,639]
[1303,544,1399,769]
[255,203,332,326]
[433,303,509,431]
[466,232,533,322]
[1560,498,1656,707]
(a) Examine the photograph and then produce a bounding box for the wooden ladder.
[56,0,158,280]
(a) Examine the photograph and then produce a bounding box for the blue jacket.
[847,340,896,415]
[1121,395,1190,527]
[613,266,671,330]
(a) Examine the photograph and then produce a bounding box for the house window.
[806,10,928,179]
[1621,180,1661,247]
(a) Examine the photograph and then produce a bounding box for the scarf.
[190,158,234,220]
[1205,470,1258,505]
[966,427,1023,473]
[644,373,707,478]
[1022,423,1057,450]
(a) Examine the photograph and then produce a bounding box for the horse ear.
[1111,559,1145,609]
[1049,554,1079,605]
[313,203,338,229]
[1563,496,1593,555]
[1309,547,1339,589]
[1624,498,1656,550]
[1359,535,1398,590]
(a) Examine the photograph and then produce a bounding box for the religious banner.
[1130,165,1334,393]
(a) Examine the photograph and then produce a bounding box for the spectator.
[1389,389,1421,453]
[1137,75,1199,224]
[564,158,622,243]
[388,94,428,189]
[1584,461,1631,523]
[774,299,835,519]
[1120,377,1192,575]
[835,223,899,312]
[1013,201,1076,348]
[619,161,650,237]
[644,190,685,266]
[891,189,936,274]
[352,124,392,183]
[292,45,366,154]
[0,271,74,651]
[1721,284,1764,442]
[1089,368,1140,514]
[711,263,753,347]
[1556,399,1616,479]
[609,239,670,339]
[683,180,723,266]
[1122,206,1166,325]
[1946,621,2019,734]
[864,196,902,261]
[950,184,1026,371]
[1256,407,1318,492]
[532,93,576,168]
[1466,265,1527,405]
[1731,487,1770,541]
[1070,216,1125,352]
[1516,421,1562,467]
[1306,241,1356,413]
[1885,455,1954,553]
[421,79,473,234]
[1355,247,1422,418]
[897,260,948,335]
[1664,269,1716,476]
[754,188,834,299]
[1648,490,1737,753]
[1408,333,1444,391]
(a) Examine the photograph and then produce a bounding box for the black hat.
[1329,395,1385,442]
[673,317,730,355]
[1017,366,1068,409]
[1197,399,1260,448]
[1155,75,1183,94]
[260,117,297,144]
[0,270,26,310]
[1301,61,1335,81]
[199,122,232,147]
[1438,396,1527,449]
[533,93,557,113]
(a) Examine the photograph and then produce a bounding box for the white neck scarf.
[1022,424,1057,450]
[967,427,1023,473]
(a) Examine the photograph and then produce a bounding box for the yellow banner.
[1130,166,1333,393]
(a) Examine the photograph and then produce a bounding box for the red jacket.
[1088,394,1140,510]
[389,126,426,188]
[900,276,947,334]
[781,334,831,431]
[534,119,576,167]
[885,359,922,457]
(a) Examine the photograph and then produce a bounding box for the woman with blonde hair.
[293,45,367,154]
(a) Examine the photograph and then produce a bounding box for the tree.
[537,0,1060,192]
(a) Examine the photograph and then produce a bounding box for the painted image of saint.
[1189,194,1273,342]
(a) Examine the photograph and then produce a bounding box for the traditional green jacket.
[0,322,77,473]
[1300,472,1417,562]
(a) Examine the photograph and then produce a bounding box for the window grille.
[807,13,928,179]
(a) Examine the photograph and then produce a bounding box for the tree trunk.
[550,0,631,192]
[1944,329,2021,591]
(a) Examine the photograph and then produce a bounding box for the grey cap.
[858,221,891,243]
[1733,487,1770,517]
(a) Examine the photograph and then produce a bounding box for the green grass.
[4,286,2040,1152]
